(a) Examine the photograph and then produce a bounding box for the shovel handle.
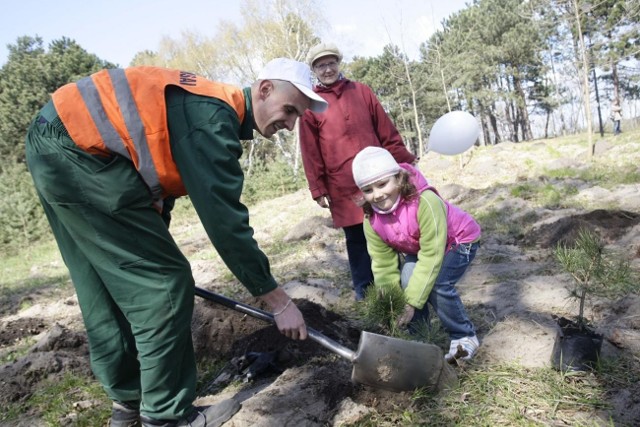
[194,286,355,361]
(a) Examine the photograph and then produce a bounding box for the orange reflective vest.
[52,66,246,200]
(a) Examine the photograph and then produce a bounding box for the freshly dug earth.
[0,297,412,426]
[2,138,640,426]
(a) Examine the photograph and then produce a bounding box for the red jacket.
[299,79,416,227]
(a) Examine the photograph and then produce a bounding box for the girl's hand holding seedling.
[396,304,416,328]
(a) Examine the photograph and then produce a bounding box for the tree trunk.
[611,58,620,103]
[573,0,594,159]
[402,59,424,156]
[513,74,533,141]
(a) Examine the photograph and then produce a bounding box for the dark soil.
[0,296,410,416]
[0,324,91,404]
[192,297,361,361]
[191,296,412,413]
[0,318,48,346]
[521,209,640,248]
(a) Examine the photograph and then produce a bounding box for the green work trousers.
[24,102,196,421]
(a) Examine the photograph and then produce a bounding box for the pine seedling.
[554,229,633,329]
[359,284,407,337]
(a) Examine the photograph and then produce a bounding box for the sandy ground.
[1,136,640,426]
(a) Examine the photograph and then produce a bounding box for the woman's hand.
[314,195,331,208]
[396,304,415,328]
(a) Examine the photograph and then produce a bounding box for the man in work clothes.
[24,58,327,427]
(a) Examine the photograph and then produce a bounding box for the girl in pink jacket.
[352,147,481,362]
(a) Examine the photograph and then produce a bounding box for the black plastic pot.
[551,316,603,372]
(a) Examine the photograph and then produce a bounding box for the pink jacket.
[369,164,481,254]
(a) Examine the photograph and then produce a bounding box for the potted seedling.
[551,228,633,371]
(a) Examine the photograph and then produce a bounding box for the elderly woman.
[298,42,417,300]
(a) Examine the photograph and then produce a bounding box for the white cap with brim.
[352,146,401,188]
[257,58,328,113]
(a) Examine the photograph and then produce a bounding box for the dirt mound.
[192,297,361,362]
[0,324,90,404]
[0,318,48,346]
[191,295,415,425]
[521,209,640,248]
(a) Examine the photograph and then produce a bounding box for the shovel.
[194,286,456,393]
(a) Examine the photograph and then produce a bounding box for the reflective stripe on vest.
[52,67,247,200]
[76,69,162,200]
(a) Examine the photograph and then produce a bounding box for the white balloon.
[428,111,480,155]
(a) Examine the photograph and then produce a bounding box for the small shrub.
[0,162,51,253]
[242,160,306,205]
[554,228,635,328]
[358,284,407,336]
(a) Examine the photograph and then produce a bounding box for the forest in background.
[0,0,638,252]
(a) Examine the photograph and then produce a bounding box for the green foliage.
[0,161,51,252]
[358,284,407,336]
[0,36,115,252]
[539,183,578,208]
[554,229,635,327]
[0,36,114,162]
[241,159,306,205]
[545,163,640,187]
[510,181,578,208]
[510,183,537,199]
[349,46,435,154]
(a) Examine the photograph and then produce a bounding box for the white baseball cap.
[257,58,328,113]
[352,146,401,188]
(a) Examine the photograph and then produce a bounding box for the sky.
[0,0,470,68]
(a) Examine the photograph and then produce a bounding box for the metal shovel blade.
[193,286,453,392]
[351,331,448,392]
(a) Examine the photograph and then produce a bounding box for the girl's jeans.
[401,242,479,339]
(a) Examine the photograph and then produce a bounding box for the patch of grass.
[545,163,640,187]
[168,196,199,230]
[539,183,579,208]
[265,238,309,261]
[474,208,518,238]
[545,144,563,158]
[2,372,109,426]
[523,158,535,169]
[510,183,537,200]
[0,239,72,317]
[474,207,538,240]
[0,240,67,291]
[349,362,622,426]
[510,181,578,209]
[0,336,36,364]
[545,166,581,180]
[423,364,609,426]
